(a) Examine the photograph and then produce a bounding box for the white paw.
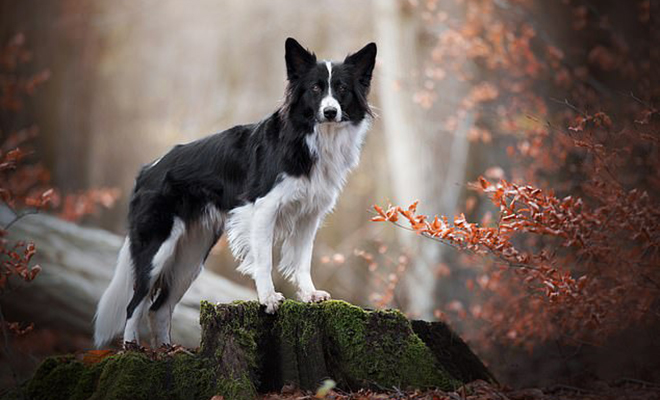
[260,291,285,314]
[298,289,331,303]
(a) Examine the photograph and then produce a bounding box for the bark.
[5,300,494,400]
[0,209,255,347]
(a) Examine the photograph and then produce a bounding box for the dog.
[94,38,377,348]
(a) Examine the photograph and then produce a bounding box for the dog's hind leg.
[147,260,203,347]
[148,217,222,346]
[124,217,185,345]
[124,296,148,344]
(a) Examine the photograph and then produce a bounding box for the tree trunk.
[374,0,474,319]
[7,300,494,400]
[0,209,255,347]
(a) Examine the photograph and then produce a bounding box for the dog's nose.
[323,107,337,120]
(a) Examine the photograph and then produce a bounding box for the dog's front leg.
[284,214,331,303]
[251,197,285,313]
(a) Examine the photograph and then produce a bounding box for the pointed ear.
[344,42,377,87]
[285,38,316,81]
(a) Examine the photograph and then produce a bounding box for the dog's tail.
[94,237,133,348]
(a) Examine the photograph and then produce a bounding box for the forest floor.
[257,379,660,400]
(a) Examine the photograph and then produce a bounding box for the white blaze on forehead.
[319,61,342,122]
[325,61,332,94]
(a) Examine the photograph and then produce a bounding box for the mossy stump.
[8,300,493,400]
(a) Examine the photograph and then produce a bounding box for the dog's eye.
[311,84,322,94]
[337,84,348,94]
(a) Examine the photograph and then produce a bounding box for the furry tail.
[94,237,133,348]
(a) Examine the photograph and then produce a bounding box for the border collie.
[94,38,377,347]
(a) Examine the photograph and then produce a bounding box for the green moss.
[169,352,257,400]
[397,335,461,390]
[169,353,217,400]
[200,300,261,332]
[13,350,257,400]
[199,301,265,399]
[344,302,458,389]
[277,300,326,351]
[92,352,168,400]
[26,356,86,400]
[274,300,460,391]
[214,375,256,400]
[199,300,219,330]
[319,300,369,349]
[70,359,106,400]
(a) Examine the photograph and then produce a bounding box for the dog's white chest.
[297,119,369,211]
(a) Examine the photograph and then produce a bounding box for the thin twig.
[614,377,660,388]
[3,208,39,231]
[623,91,654,109]
[545,383,596,394]
[549,97,587,116]
[559,333,601,349]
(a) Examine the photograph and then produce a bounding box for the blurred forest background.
[1,0,658,394]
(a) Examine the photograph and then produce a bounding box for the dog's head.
[284,38,377,126]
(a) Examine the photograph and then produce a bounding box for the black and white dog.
[94,38,377,347]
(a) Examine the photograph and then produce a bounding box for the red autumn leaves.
[373,171,659,346]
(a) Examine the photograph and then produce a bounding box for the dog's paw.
[122,340,143,352]
[298,289,331,303]
[260,291,285,314]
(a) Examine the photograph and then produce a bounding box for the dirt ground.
[258,379,660,400]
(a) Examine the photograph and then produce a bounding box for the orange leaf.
[373,204,387,218]
[479,176,490,190]
[24,197,42,207]
[81,349,115,365]
[40,188,55,206]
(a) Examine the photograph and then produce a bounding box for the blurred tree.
[375,0,475,319]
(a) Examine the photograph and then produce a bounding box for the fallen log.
[5,300,495,400]
[0,210,256,347]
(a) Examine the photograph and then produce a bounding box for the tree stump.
[5,300,494,400]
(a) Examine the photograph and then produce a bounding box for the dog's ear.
[285,38,316,81]
[344,42,377,87]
